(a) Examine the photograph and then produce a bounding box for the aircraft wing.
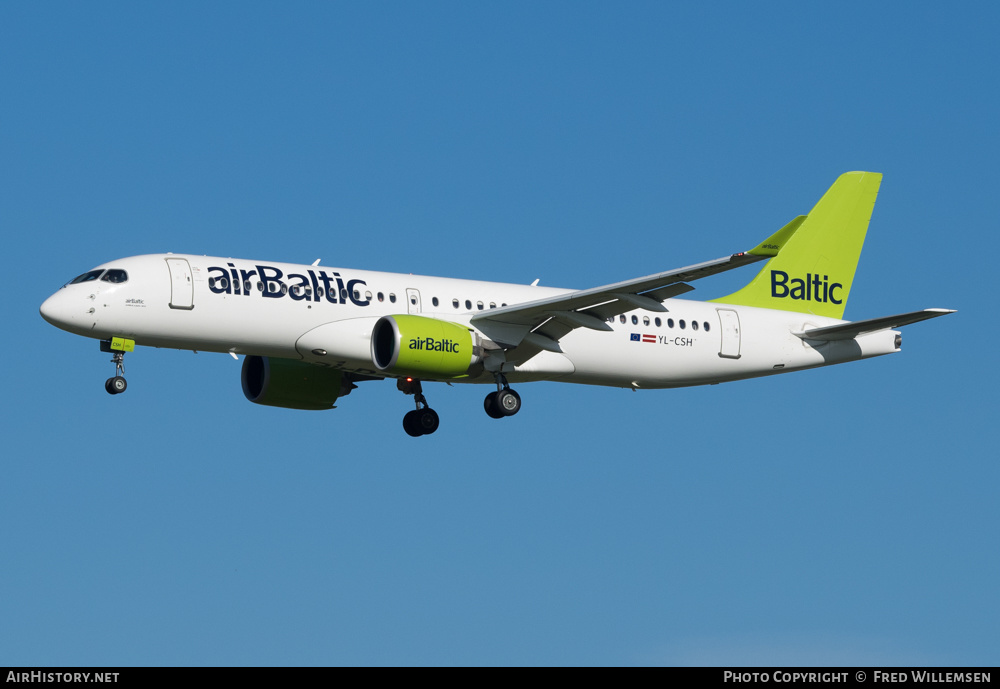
[471,216,805,358]
[793,308,956,341]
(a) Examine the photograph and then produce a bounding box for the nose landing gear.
[397,378,440,437]
[100,338,134,396]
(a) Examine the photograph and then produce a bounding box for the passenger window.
[692,320,699,331]
[477,301,484,310]
[667,318,674,328]
[389,293,397,303]
[490,302,496,309]
[432,297,439,307]
[643,316,650,326]
[631,315,638,325]
[453,299,459,309]
[680,320,686,329]
[704,321,710,332]
[619,315,626,324]
[378,292,384,302]
[655,317,662,327]
[465,299,472,310]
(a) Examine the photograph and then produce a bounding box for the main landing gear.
[100,338,133,395]
[484,373,521,419]
[397,378,440,437]
[397,373,522,437]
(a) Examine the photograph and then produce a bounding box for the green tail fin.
[712,171,882,319]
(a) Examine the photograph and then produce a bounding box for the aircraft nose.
[39,291,66,326]
[40,289,96,333]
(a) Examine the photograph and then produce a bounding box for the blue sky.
[2,2,996,666]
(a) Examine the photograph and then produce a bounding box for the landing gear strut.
[484,373,521,419]
[100,341,129,395]
[397,378,439,437]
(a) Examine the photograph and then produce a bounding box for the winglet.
[747,215,806,257]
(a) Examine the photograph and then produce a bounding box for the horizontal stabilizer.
[794,308,956,341]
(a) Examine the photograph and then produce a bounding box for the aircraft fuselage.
[40,252,899,390]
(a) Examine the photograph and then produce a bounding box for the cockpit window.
[69,270,104,284]
[101,269,128,284]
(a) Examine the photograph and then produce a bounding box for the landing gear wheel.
[416,408,439,435]
[403,410,423,437]
[403,407,440,436]
[484,392,504,419]
[496,389,521,416]
[484,389,521,418]
[105,376,127,395]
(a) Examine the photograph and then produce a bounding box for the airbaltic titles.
[207,262,371,306]
[770,270,843,304]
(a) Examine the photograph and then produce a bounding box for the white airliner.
[40,172,953,436]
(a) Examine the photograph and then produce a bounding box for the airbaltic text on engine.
[207,263,370,306]
[409,337,460,353]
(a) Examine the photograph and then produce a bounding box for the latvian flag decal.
[631,333,656,343]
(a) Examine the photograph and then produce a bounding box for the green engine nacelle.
[241,356,343,410]
[371,315,481,378]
